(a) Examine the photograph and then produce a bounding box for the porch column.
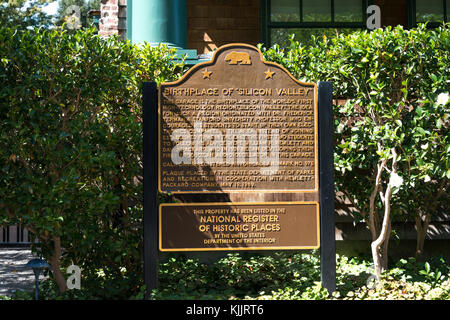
[128,0,187,48]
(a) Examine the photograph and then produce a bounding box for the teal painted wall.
[128,0,187,47]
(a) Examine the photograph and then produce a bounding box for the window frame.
[261,0,373,46]
[407,0,448,28]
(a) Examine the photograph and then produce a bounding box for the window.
[410,0,448,27]
[262,0,371,47]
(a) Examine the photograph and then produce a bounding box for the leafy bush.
[148,252,320,300]
[148,252,449,300]
[261,23,450,274]
[2,252,448,300]
[0,26,185,297]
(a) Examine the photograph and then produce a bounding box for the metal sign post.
[143,81,159,298]
[318,81,336,294]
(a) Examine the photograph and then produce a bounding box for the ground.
[0,248,47,296]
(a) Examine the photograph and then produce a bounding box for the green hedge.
[261,23,449,274]
[0,27,185,298]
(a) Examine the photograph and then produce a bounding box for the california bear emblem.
[224,51,251,65]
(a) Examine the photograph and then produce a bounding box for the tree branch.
[371,147,398,278]
[369,158,387,241]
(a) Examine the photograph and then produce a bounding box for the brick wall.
[98,0,260,52]
[99,0,127,39]
[98,1,410,50]
[187,0,260,54]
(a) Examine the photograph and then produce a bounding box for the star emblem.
[264,68,275,79]
[202,68,212,79]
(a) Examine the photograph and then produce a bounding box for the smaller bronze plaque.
[159,202,320,251]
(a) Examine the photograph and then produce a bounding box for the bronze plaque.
[159,202,320,251]
[159,44,318,193]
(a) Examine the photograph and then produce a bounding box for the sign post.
[143,44,335,298]
[143,81,159,298]
[318,81,336,294]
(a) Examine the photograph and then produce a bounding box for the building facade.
[99,0,449,54]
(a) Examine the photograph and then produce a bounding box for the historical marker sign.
[159,44,318,193]
[160,202,319,251]
[143,44,336,296]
